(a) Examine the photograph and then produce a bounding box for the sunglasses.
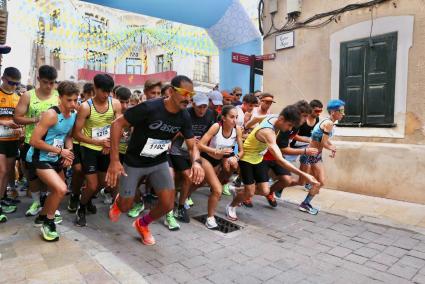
[234,93,242,96]
[173,87,196,97]
[314,109,323,114]
[338,109,345,115]
[3,78,20,87]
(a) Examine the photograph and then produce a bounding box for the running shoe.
[0,207,7,223]
[242,198,253,208]
[222,184,231,196]
[298,202,318,215]
[41,219,59,242]
[205,216,219,230]
[54,210,63,224]
[275,189,283,198]
[109,199,121,222]
[67,193,79,213]
[174,207,190,223]
[164,211,180,231]
[266,193,278,208]
[133,219,155,245]
[86,199,97,214]
[307,203,319,215]
[1,200,17,214]
[186,197,194,207]
[127,202,144,218]
[226,204,238,221]
[100,188,113,205]
[75,205,86,226]
[2,196,20,204]
[34,215,47,227]
[304,184,313,191]
[232,176,242,187]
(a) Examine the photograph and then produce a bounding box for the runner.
[231,87,243,106]
[169,92,216,223]
[208,90,223,120]
[198,105,243,229]
[289,99,323,191]
[298,99,345,215]
[107,75,204,246]
[0,67,22,222]
[262,100,319,207]
[226,105,319,221]
[143,79,161,100]
[67,83,94,212]
[161,84,173,98]
[14,65,59,218]
[129,93,140,107]
[27,81,78,241]
[73,74,121,226]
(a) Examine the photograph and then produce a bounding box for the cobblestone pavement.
[2,188,425,283]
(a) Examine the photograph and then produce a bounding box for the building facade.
[262,0,425,204]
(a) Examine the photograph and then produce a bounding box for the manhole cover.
[193,214,243,233]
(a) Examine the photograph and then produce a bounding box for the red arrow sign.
[255,53,276,61]
[232,52,251,65]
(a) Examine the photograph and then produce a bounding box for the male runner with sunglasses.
[107,75,204,246]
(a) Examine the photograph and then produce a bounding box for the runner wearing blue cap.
[298,99,345,215]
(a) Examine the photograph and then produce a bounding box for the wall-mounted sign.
[275,31,295,51]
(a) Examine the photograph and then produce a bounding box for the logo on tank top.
[149,120,181,134]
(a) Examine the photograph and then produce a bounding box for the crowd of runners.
[0,65,346,244]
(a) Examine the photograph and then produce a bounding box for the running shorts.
[119,161,174,198]
[264,160,291,176]
[72,143,82,166]
[238,160,269,185]
[0,140,19,158]
[200,152,221,168]
[300,152,323,165]
[169,154,192,172]
[80,146,110,174]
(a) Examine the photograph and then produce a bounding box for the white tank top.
[210,125,237,150]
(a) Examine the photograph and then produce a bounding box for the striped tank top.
[241,115,277,165]
[24,89,59,144]
[80,97,114,151]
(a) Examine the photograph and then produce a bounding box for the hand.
[106,160,127,188]
[304,173,319,186]
[189,162,204,185]
[220,148,234,156]
[102,147,111,155]
[12,128,23,136]
[60,148,74,161]
[62,158,73,168]
[305,147,319,156]
[3,120,20,129]
[329,149,336,158]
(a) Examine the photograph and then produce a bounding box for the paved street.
[2,188,425,283]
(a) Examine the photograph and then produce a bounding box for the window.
[50,48,61,70]
[126,57,142,75]
[156,54,173,73]
[193,56,210,83]
[86,50,107,72]
[339,32,397,127]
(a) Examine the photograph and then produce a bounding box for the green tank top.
[24,89,59,144]
[80,97,115,151]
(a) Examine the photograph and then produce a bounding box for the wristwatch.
[194,159,202,165]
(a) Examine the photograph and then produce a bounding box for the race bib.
[140,138,171,158]
[48,139,64,157]
[92,126,110,139]
[0,125,15,138]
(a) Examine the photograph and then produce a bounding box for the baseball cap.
[222,91,233,100]
[192,93,209,106]
[327,99,345,111]
[261,93,276,103]
[208,90,223,106]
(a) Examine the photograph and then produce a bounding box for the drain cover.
[193,214,242,233]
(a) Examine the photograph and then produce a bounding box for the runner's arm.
[198,123,220,155]
[236,125,244,159]
[282,146,318,156]
[321,121,335,151]
[112,98,122,118]
[292,134,310,144]
[260,129,313,178]
[110,115,131,162]
[13,92,35,125]
[245,115,265,129]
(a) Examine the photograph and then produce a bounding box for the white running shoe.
[205,216,219,230]
[100,188,113,205]
[226,204,238,221]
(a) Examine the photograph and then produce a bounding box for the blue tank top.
[311,118,334,142]
[27,106,77,163]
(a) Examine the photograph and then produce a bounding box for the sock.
[303,194,314,204]
[139,212,154,227]
[32,191,40,203]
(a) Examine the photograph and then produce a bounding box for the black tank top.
[290,117,319,147]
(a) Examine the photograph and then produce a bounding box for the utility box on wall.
[286,0,302,15]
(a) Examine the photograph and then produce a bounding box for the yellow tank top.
[241,115,277,164]
[0,89,20,141]
[80,97,115,151]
